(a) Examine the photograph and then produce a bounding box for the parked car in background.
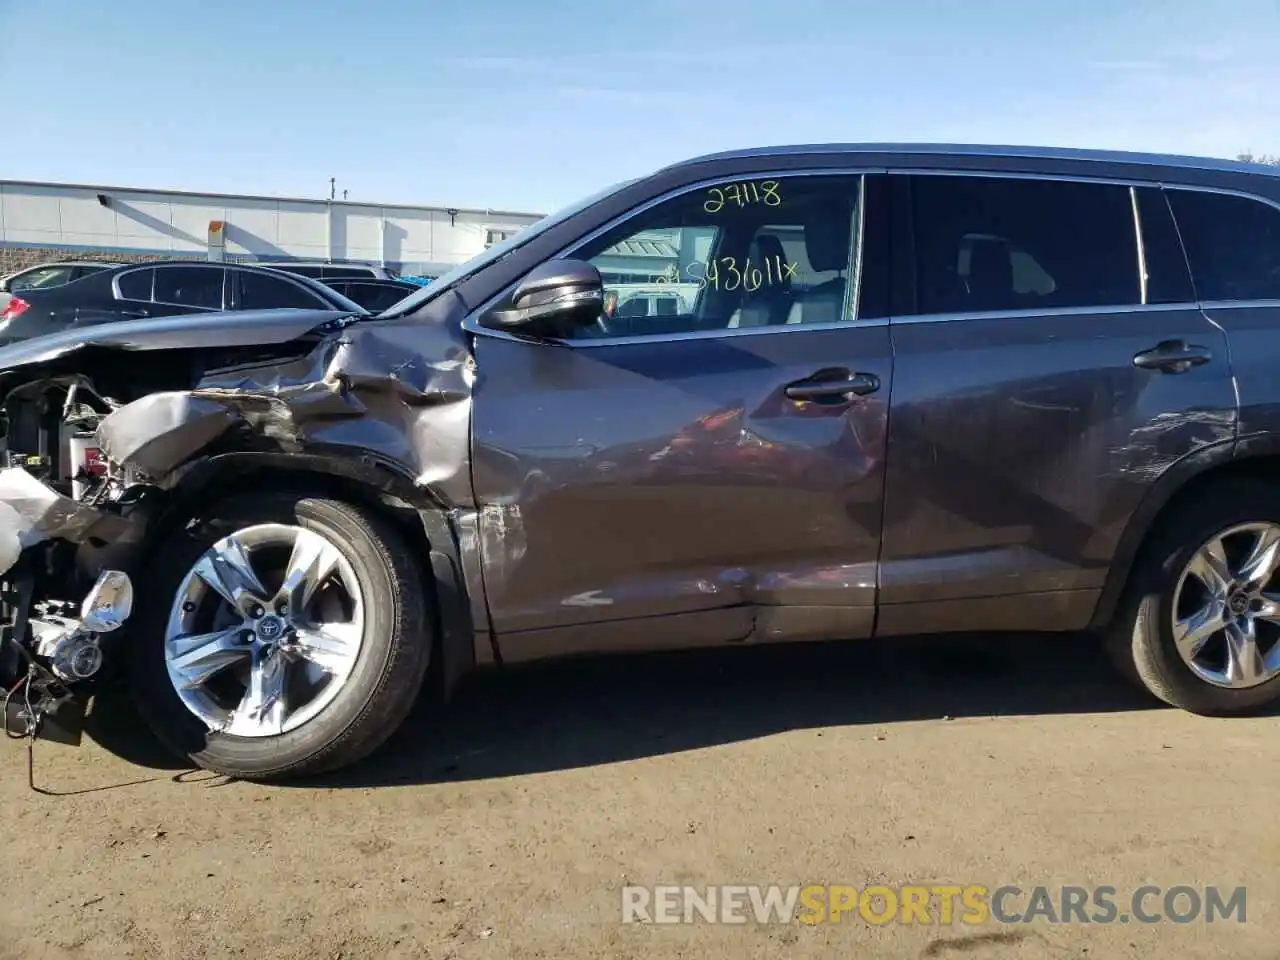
[318,276,421,312]
[0,260,124,313]
[0,260,365,344]
[604,283,702,321]
[255,260,399,281]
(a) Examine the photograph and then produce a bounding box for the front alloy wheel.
[130,493,433,780]
[165,523,366,737]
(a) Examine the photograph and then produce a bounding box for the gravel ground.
[0,633,1276,959]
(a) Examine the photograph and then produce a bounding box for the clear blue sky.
[3,0,1278,214]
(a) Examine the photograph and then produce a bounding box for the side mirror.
[491,259,603,334]
[0,279,9,293]
[80,570,133,633]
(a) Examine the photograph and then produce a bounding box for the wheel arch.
[141,449,479,697]
[1091,439,1280,630]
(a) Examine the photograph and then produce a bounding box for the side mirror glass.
[80,570,133,633]
[490,259,603,335]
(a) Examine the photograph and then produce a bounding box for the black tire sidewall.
[129,492,428,776]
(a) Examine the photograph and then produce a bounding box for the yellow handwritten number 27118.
[704,180,782,214]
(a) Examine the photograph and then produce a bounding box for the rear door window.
[237,270,327,310]
[905,175,1141,316]
[342,282,411,311]
[1166,189,1280,301]
[154,266,226,309]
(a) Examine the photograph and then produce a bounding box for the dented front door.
[468,171,894,661]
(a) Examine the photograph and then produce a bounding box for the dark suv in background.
[4,143,1280,781]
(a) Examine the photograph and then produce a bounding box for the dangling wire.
[2,669,45,792]
[2,670,35,739]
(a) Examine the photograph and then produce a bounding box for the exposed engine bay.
[0,300,479,757]
[1,373,162,744]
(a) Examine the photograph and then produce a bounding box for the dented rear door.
[875,173,1237,636]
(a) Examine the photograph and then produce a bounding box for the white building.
[0,179,545,279]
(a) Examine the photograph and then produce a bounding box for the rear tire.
[129,491,432,780]
[1106,479,1280,715]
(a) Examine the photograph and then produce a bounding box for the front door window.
[567,175,864,339]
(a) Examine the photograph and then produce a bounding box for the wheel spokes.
[1173,602,1226,661]
[168,627,248,689]
[291,621,362,674]
[1186,537,1233,600]
[276,528,343,615]
[225,646,288,737]
[193,536,270,616]
[166,523,366,738]
[1238,525,1280,591]
[1224,619,1267,687]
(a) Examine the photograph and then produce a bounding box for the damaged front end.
[0,302,477,751]
[0,375,162,743]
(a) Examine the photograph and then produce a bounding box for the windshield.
[381,177,642,317]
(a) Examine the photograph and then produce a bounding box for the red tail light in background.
[0,297,30,324]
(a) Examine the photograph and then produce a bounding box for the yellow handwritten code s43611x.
[698,255,799,292]
[704,181,782,214]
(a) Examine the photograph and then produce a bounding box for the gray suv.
[3,143,1280,781]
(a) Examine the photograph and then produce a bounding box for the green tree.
[1237,152,1280,165]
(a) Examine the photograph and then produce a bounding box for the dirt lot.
[0,633,1276,960]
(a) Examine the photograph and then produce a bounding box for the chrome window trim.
[890,301,1199,326]
[464,166,884,348]
[1199,299,1280,310]
[471,316,892,348]
[112,265,155,302]
[887,167,1160,189]
[847,173,868,323]
[1159,181,1280,215]
[1130,187,1149,305]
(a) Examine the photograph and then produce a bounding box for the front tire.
[1107,479,1280,715]
[129,492,432,780]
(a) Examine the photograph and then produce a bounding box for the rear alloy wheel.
[1108,480,1280,714]
[1170,523,1280,690]
[131,493,432,779]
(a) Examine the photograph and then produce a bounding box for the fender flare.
[1088,435,1280,629]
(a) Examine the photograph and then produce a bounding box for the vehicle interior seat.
[964,239,1015,312]
[786,214,852,325]
[727,234,793,328]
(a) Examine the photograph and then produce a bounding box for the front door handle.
[785,372,881,401]
[1133,340,1211,374]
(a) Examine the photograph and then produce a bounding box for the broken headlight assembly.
[1,379,141,753]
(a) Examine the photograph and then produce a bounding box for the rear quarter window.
[116,268,154,301]
[1166,189,1280,301]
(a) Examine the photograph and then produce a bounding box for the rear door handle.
[784,373,881,401]
[1133,340,1211,373]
